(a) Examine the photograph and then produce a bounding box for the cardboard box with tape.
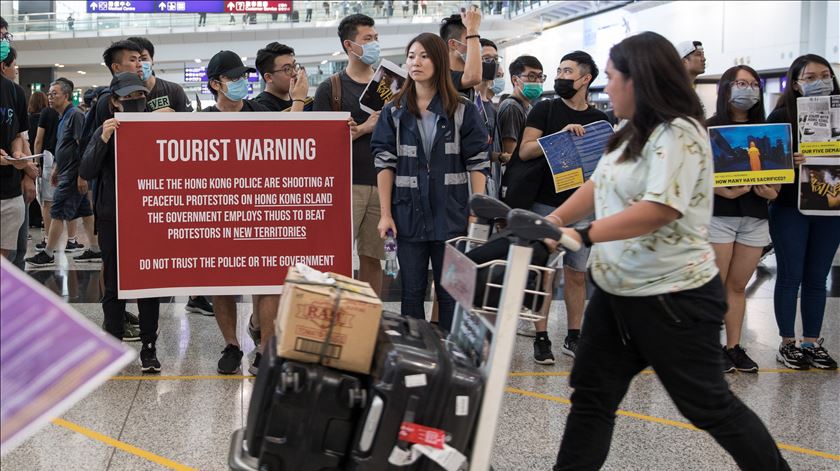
[275,265,382,374]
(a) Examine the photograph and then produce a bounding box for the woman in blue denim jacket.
[372,32,490,332]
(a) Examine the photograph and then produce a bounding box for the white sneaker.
[517,319,537,337]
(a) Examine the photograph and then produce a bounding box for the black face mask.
[481,61,497,81]
[120,98,147,113]
[553,78,578,99]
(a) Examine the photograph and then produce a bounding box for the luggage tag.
[398,421,445,449]
[388,443,467,471]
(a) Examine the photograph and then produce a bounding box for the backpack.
[329,73,342,112]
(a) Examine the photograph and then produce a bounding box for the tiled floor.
[2,230,838,470]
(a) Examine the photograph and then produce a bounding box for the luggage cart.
[441,201,580,471]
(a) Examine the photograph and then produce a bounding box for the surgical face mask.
[553,78,578,99]
[491,77,505,95]
[351,40,380,65]
[140,61,153,81]
[0,39,9,62]
[729,87,759,111]
[522,82,543,101]
[223,78,249,101]
[453,40,467,63]
[481,61,497,81]
[119,97,147,113]
[799,78,834,97]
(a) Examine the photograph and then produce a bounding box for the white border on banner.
[113,111,353,299]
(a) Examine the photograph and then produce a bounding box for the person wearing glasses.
[766,54,840,370]
[706,66,778,373]
[516,51,608,365]
[254,42,310,112]
[202,50,271,376]
[497,55,544,162]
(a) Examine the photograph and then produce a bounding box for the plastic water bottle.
[384,229,399,278]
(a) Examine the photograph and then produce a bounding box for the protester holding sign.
[79,72,162,373]
[516,50,607,364]
[706,65,778,373]
[372,32,489,332]
[767,54,840,370]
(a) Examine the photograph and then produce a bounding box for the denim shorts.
[709,216,770,248]
[530,202,592,272]
[50,180,93,221]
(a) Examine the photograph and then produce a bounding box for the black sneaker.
[776,342,810,370]
[140,342,161,373]
[561,336,578,358]
[125,311,140,326]
[248,352,261,376]
[722,347,736,373]
[74,249,102,263]
[65,239,85,252]
[800,339,838,370]
[25,251,55,267]
[218,344,244,374]
[185,296,214,316]
[122,321,140,342]
[247,313,261,349]
[35,239,47,252]
[534,336,555,365]
[725,345,758,373]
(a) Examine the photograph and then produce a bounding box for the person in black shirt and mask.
[254,42,310,112]
[79,72,162,373]
[516,50,608,365]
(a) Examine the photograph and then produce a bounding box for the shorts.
[353,184,384,259]
[50,180,93,221]
[530,202,592,272]
[709,216,770,247]
[1,196,25,250]
[37,175,54,204]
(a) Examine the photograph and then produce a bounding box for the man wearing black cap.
[202,50,274,376]
[203,50,269,112]
[80,72,162,373]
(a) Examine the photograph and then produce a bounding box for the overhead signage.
[87,1,293,13]
[184,67,259,83]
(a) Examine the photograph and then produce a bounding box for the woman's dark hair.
[28,91,47,114]
[391,33,461,118]
[774,54,840,129]
[712,65,765,125]
[605,32,705,162]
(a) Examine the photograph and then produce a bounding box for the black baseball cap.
[207,50,255,80]
[110,72,148,97]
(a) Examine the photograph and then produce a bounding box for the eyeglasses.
[731,80,760,90]
[798,73,833,84]
[47,92,62,98]
[271,63,302,75]
[517,73,547,83]
[482,56,502,64]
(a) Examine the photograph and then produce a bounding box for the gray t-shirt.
[54,106,86,183]
[313,70,376,186]
[497,96,529,144]
[417,110,438,159]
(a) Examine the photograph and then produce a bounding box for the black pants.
[99,220,160,344]
[555,276,789,471]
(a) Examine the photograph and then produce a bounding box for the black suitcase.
[258,360,367,471]
[467,235,551,311]
[349,312,482,470]
[244,338,284,459]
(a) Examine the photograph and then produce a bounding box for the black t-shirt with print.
[146,78,193,112]
[202,99,270,112]
[1,77,29,199]
[253,91,293,112]
[526,98,608,207]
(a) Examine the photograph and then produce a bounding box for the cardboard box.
[275,267,382,374]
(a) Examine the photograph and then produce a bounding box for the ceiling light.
[54,63,60,67]
[77,71,87,75]
[194,58,202,63]
[57,64,65,68]
[100,62,106,66]
[331,51,341,56]
[241,56,248,61]
[320,59,328,65]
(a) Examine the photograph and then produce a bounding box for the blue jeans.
[396,239,456,332]
[768,204,840,338]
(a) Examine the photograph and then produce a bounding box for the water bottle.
[384,229,399,278]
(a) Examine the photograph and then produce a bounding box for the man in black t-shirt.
[254,42,310,112]
[517,51,608,365]
[439,10,482,97]
[127,37,193,112]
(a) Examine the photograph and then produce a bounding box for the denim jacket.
[372,93,490,242]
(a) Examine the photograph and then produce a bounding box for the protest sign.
[115,112,352,298]
[798,157,840,216]
[537,120,613,193]
[359,59,407,115]
[797,95,840,156]
[708,123,794,186]
[0,258,134,455]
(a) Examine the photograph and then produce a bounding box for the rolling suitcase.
[257,359,367,470]
[349,312,482,470]
[244,338,284,459]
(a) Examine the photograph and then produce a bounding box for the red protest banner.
[114,112,352,298]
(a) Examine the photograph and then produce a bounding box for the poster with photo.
[798,157,840,216]
[359,59,407,115]
[708,123,794,186]
[797,95,840,156]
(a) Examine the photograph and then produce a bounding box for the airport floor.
[2,229,839,471]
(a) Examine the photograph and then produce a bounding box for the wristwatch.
[574,223,593,248]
